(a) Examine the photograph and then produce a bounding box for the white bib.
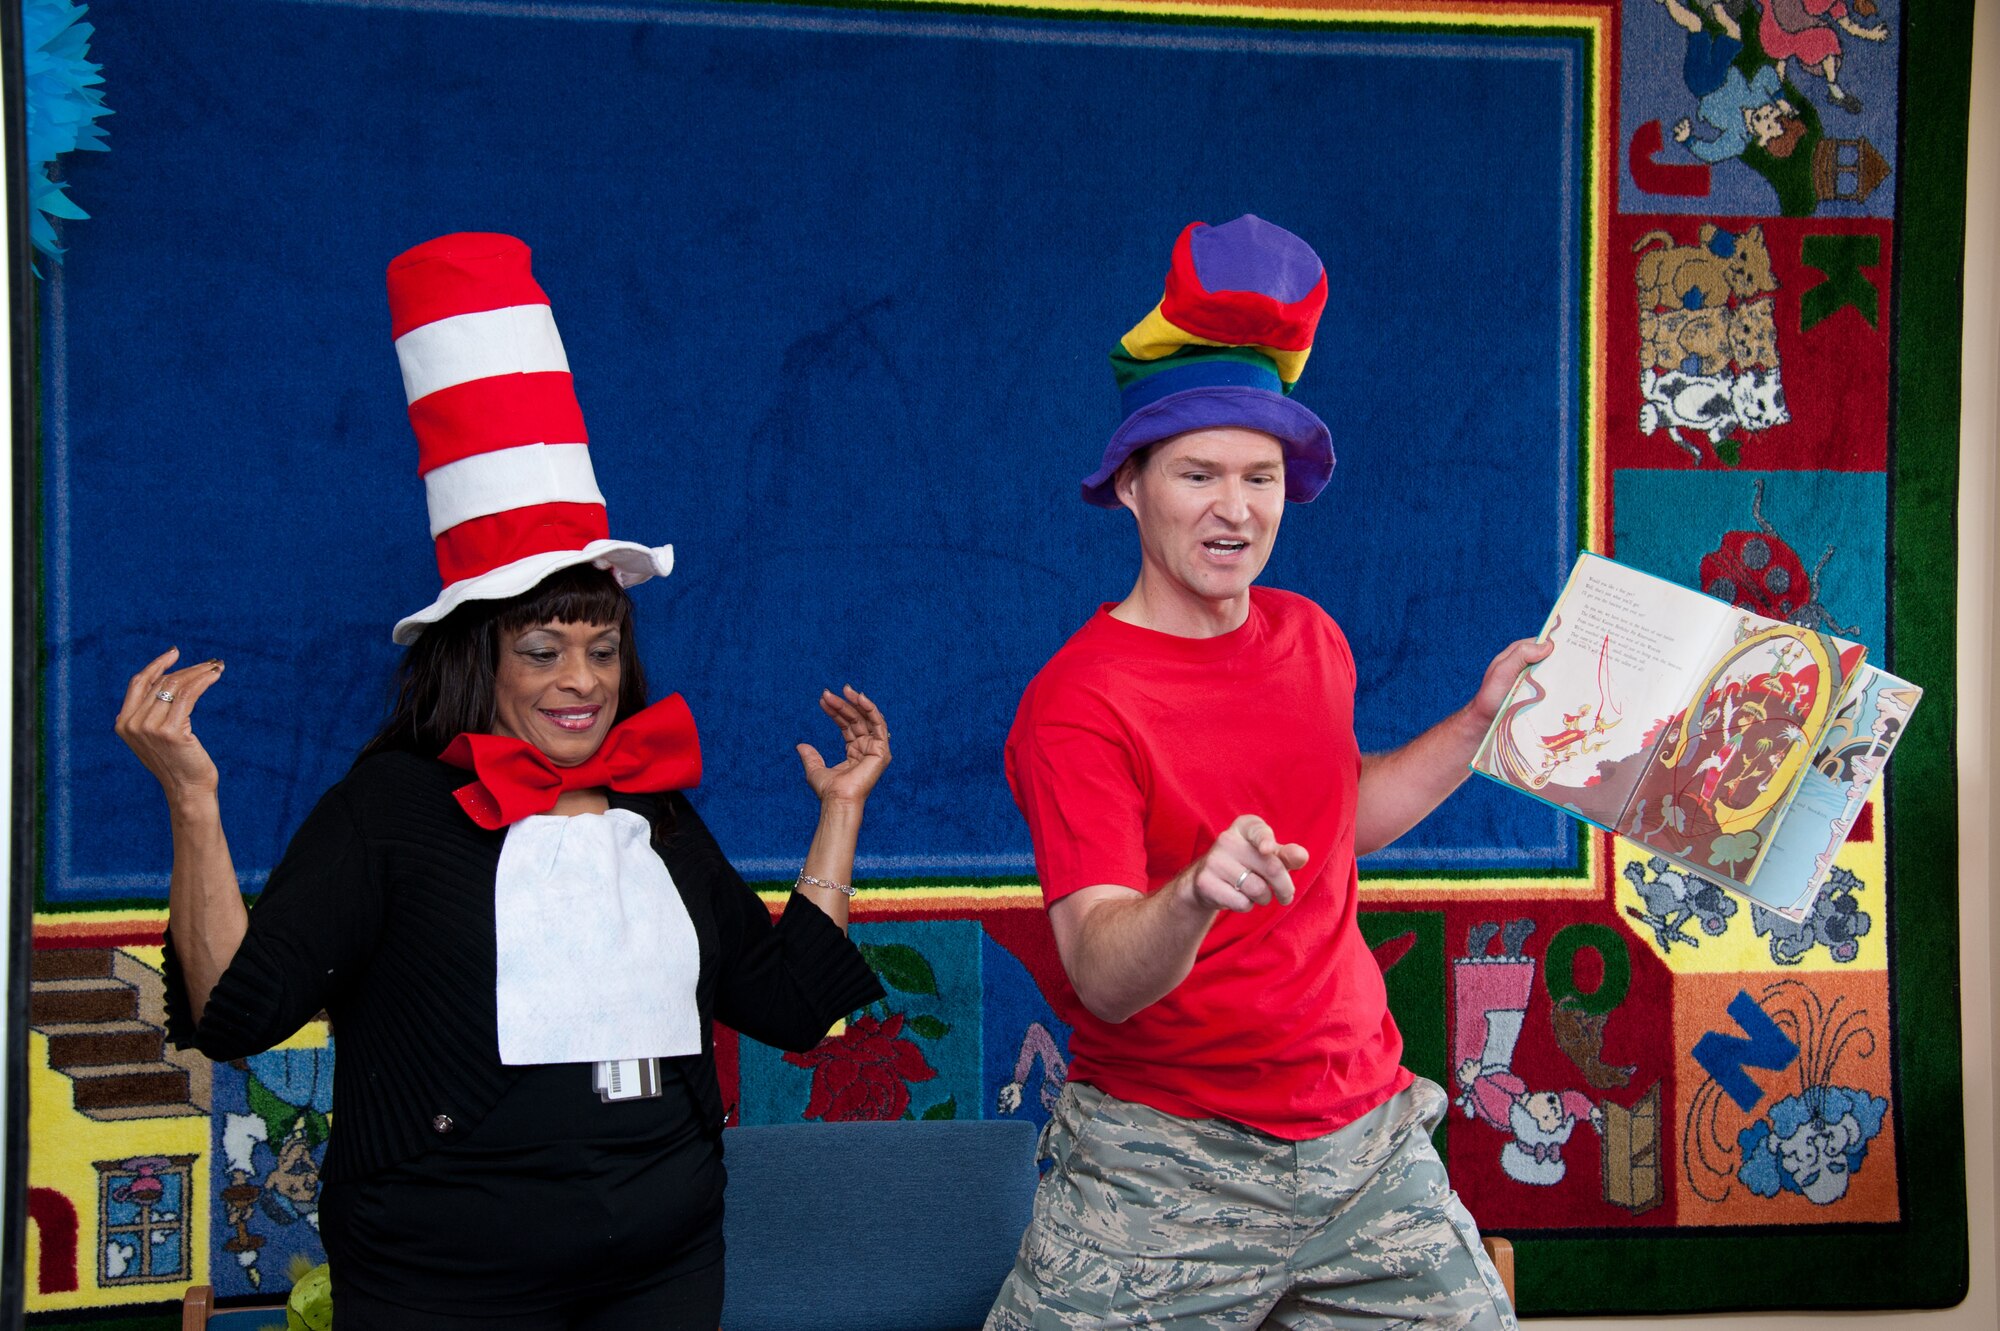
[492,808,702,1066]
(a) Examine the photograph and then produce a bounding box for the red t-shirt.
[1005,586,1411,1139]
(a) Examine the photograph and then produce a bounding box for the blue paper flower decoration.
[23,0,113,264]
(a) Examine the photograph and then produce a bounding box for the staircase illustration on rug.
[30,949,208,1119]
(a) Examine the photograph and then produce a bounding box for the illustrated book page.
[1737,666,1922,920]
[1611,608,1864,892]
[1472,552,1867,899]
[1471,553,1740,832]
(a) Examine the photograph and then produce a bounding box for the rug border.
[1508,0,1973,1311]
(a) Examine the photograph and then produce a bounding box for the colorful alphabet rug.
[25,0,1970,1321]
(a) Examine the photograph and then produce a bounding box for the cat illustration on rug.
[1633,224,1778,312]
[1640,296,1781,375]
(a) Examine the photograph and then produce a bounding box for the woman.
[114,233,890,1329]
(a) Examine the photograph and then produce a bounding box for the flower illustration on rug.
[784,941,956,1121]
[785,1011,938,1121]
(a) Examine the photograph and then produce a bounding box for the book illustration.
[1620,619,1844,882]
[1477,554,1747,832]
[1481,615,1844,865]
[1484,653,1554,791]
[1483,641,1662,834]
[1741,666,1921,919]
[1527,626,1624,787]
[1473,552,1902,912]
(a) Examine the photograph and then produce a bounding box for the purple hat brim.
[1081,386,1335,508]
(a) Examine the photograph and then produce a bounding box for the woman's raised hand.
[115,648,227,806]
[795,685,891,809]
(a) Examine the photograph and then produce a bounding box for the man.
[987,216,1543,1330]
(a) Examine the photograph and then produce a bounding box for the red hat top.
[386,234,672,644]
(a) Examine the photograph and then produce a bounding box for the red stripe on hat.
[409,372,590,474]
[1158,223,1327,354]
[388,233,552,340]
[435,502,612,588]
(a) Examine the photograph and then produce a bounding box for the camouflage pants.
[985,1078,1517,1331]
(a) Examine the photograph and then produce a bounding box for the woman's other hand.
[116,648,227,807]
[795,685,891,809]
[117,647,249,1028]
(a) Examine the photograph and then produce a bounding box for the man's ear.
[1112,452,1145,514]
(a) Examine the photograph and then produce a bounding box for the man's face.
[1116,428,1287,607]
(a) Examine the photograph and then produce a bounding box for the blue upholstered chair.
[181,1117,1500,1327]
[721,1118,1041,1331]
[718,1121,1513,1326]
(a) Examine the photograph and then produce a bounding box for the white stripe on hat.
[395,303,571,405]
[423,442,605,537]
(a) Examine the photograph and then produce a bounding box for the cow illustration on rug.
[1638,366,1791,463]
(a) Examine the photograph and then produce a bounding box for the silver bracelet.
[796,871,856,897]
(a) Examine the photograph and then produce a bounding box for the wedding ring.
[1234,869,1251,892]
[156,690,176,704]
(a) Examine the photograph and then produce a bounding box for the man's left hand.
[1467,638,1555,726]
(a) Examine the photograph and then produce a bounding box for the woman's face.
[491,620,622,766]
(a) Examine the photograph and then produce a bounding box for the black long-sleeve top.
[163,749,884,1183]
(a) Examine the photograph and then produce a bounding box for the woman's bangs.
[494,565,631,636]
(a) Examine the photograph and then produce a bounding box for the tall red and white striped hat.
[385,232,673,644]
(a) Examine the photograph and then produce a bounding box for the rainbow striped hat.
[385,233,674,644]
[1082,215,1334,507]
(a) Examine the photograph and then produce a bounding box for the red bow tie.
[439,694,703,829]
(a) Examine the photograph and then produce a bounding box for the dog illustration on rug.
[1640,297,1781,376]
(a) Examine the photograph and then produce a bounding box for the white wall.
[1,33,15,1302]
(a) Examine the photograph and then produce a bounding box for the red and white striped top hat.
[385,233,674,644]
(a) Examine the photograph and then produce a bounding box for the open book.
[1471,553,1920,920]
